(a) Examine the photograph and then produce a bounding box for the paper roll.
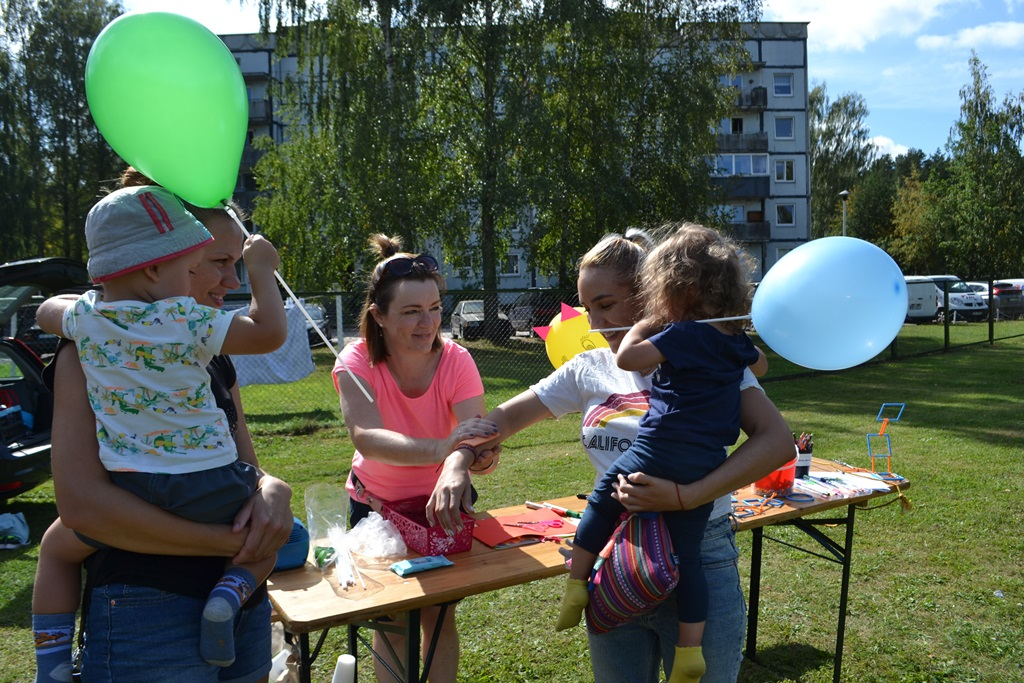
[332,654,356,683]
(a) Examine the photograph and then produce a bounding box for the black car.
[506,290,564,335]
[303,302,330,347]
[0,257,91,501]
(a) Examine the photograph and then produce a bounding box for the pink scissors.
[503,519,564,531]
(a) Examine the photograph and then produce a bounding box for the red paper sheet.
[472,508,578,548]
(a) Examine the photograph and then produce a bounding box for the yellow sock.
[668,646,705,683]
[554,578,589,631]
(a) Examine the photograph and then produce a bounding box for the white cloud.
[917,21,1024,49]
[872,135,911,157]
[762,0,967,51]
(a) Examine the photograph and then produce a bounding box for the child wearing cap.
[30,185,287,679]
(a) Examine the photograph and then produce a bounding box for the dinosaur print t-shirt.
[63,290,236,474]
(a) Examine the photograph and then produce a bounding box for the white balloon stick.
[223,206,374,404]
[590,314,751,334]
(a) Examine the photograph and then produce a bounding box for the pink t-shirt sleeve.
[333,340,485,503]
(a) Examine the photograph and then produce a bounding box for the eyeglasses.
[374,254,439,288]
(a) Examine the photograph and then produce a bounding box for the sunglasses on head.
[375,254,439,285]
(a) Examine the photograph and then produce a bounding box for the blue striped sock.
[200,568,256,667]
[33,612,75,682]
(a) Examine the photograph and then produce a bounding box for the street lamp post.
[839,190,850,237]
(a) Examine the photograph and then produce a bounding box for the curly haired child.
[556,223,768,683]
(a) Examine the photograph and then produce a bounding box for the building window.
[731,118,743,134]
[776,204,795,226]
[718,205,744,223]
[501,254,520,275]
[713,154,769,176]
[775,160,794,182]
[720,74,742,89]
[774,73,793,97]
[775,117,794,139]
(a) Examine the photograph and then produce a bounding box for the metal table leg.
[745,503,858,683]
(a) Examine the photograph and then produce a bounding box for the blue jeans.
[80,584,272,683]
[587,514,746,683]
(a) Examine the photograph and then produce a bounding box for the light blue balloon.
[751,237,907,371]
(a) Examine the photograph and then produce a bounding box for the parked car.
[904,277,939,323]
[0,257,90,501]
[905,275,987,322]
[928,275,988,322]
[506,290,563,335]
[303,302,329,347]
[967,281,1024,320]
[450,299,512,341]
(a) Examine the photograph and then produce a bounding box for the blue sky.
[124,0,1024,158]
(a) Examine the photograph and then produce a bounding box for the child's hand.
[631,317,662,340]
[242,235,280,274]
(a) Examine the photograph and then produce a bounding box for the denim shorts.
[587,513,746,683]
[79,583,272,683]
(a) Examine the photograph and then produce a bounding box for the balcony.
[736,86,767,110]
[723,221,771,243]
[716,132,769,153]
[242,66,269,82]
[249,99,272,124]
[711,175,770,199]
[240,147,266,169]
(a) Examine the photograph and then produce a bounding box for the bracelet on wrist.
[455,442,480,459]
[675,483,686,511]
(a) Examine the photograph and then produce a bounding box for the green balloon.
[86,12,247,208]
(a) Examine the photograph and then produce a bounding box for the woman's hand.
[611,472,688,512]
[425,448,476,534]
[231,475,294,565]
[437,417,499,463]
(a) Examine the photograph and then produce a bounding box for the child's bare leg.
[668,621,706,683]
[555,545,597,631]
[33,519,95,683]
[200,554,277,667]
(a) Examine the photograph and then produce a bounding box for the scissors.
[503,519,564,531]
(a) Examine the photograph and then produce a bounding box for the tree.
[933,53,1024,278]
[0,0,123,263]
[521,0,759,283]
[253,0,761,306]
[809,82,875,238]
[889,166,943,274]
[846,155,896,248]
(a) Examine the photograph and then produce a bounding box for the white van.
[905,275,987,322]
[904,276,938,322]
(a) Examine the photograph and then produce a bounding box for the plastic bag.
[303,482,367,588]
[344,512,407,558]
[304,483,348,570]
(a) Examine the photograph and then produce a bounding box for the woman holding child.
[474,227,794,683]
[41,172,293,683]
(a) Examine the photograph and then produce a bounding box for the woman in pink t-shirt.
[332,234,498,683]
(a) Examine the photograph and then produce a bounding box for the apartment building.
[220,33,293,219]
[713,22,811,280]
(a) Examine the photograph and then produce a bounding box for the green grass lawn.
[1,327,1023,681]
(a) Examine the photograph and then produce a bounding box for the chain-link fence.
[232,286,1024,423]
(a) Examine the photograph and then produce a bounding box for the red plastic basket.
[381,496,475,556]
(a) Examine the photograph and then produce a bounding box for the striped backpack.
[585,512,679,634]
